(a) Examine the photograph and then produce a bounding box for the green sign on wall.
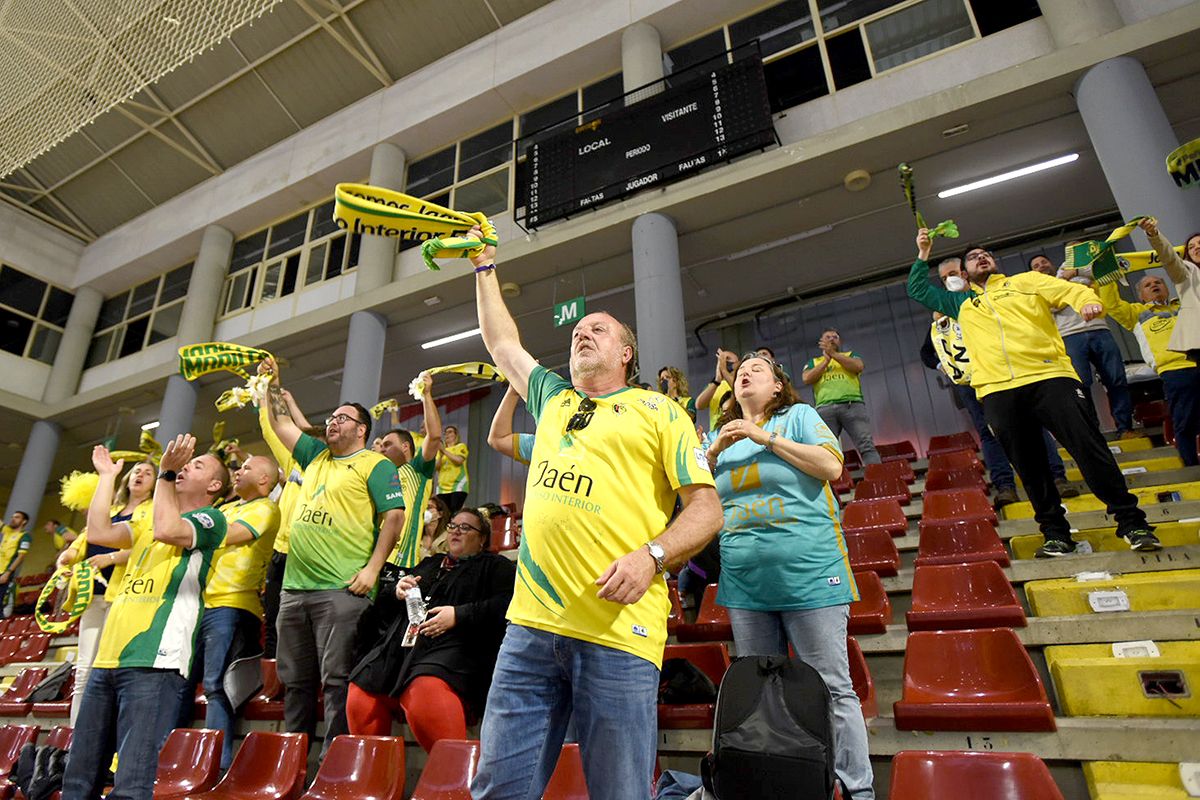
[554,296,585,327]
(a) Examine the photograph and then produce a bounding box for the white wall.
[1114,0,1196,24]
[0,202,83,288]
[0,352,51,402]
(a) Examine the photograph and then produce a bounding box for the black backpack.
[701,655,841,800]
[13,742,68,800]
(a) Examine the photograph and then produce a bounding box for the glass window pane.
[267,211,310,258]
[866,0,974,72]
[148,303,182,345]
[0,266,46,316]
[281,253,300,296]
[28,325,61,364]
[230,231,267,274]
[340,235,361,276]
[453,168,510,217]
[118,316,149,358]
[225,272,251,314]
[763,44,829,111]
[325,237,347,281]
[41,287,73,326]
[261,259,283,301]
[817,0,905,31]
[128,279,158,317]
[581,72,625,124]
[664,30,726,75]
[969,0,1039,35]
[97,292,129,329]
[309,200,340,240]
[405,146,456,197]
[827,30,872,88]
[730,1,815,57]
[459,121,513,182]
[160,263,193,304]
[85,330,113,368]
[0,307,33,355]
[519,93,578,137]
[305,242,329,287]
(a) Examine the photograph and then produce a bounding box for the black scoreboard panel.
[522,54,775,228]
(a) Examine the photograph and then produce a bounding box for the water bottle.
[402,585,427,647]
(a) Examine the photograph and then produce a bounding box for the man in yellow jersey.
[908,229,1159,557]
[435,425,470,512]
[262,369,405,754]
[463,227,723,800]
[177,454,280,768]
[43,518,78,551]
[62,435,230,800]
[802,329,881,465]
[0,511,30,616]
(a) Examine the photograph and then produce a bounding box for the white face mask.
[944,275,967,292]
[424,510,435,524]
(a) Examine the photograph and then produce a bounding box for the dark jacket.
[349,550,515,719]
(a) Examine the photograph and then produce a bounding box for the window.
[865,0,974,72]
[459,122,512,182]
[817,0,905,32]
[0,264,74,364]
[519,93,578,137]
[730,1,815,57]
[406,146,456,197]
[969,0,1040,35]
[763,45,828,111]
[826,30,872,88]
[89,260,190,364]
[664,30,728,75]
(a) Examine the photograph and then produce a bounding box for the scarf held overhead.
[1167,138,1200,190]
[179,342,271,381]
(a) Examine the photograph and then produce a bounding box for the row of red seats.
[0,616,78,640]
[14,575,49,589]
[0,667,73,717]
[0,635,51,668]
[0,723,71,799]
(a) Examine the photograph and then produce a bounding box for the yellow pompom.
[59,471,100,512]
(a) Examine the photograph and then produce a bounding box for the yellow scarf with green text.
[1167,138,1200,190]
[179,342,271,381]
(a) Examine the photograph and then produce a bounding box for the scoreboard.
[521,54,775,228]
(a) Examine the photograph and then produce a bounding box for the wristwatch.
[646,541,666,574]
[158,469,177,482]
[767,431,778,451]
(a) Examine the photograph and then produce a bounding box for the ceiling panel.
[80,107,145,152]
[54,160,154,233]
[150,40,250,109]
[487,0,556,25]
[22,134,104,188]
[229,0,319,62]
[176,73,301,167]
[253,28,382,129]
[349,0,497,81]
[106,132,213,205]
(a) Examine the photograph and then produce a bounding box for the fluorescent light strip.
[421,327,482,350]
[937,153,1079,199]
[141,421,159,431]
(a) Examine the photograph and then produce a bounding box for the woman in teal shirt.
[705,353,873,799]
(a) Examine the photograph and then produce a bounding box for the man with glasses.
[908,230,1159,556]
[462,227,723,800]
[261,362,406,753]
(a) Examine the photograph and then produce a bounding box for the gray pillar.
[42,285,103,404]
[632,213,687,384]
[160,224,233,440]
[341,311,387,415]
[1075,57,1200,243]
[4,420,61,527]
[1036,0,1122,49]
[357,142,406,292]
[622,22,664,101]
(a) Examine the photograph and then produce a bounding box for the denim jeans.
[954,384,1066,486]
[1161,367,1200,466]
[1064,329,1134,433]
[176,606,262,768]
[470,624,660,800]
[727,605,875,800]
[816,402,880,465]
[62,667,189,800]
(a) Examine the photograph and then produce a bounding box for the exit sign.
[554,296,585,327]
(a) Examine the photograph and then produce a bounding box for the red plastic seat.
[921,489,997,525]
[853,477,911,505]
[890,750,1064,799]
[7,634,50,666]
[841,499,907,537]
[0,725,40,777]
[847,637,876,718]
[0,638,21,666]
[243,659,284,721]
[830,469,854,495]
[187,731,307,800]
[31,670,74,718]
[926,432,979,456]
[675,584,730,643]
[894,628,1055,732]
[923,469,987,495]
[6,618,35,637]
[1133,399,1168,427]
[489,517,518,553]
[916,519,1010,567]
[927,449,984,475]
[410,740,480,799]
[300,735,405,800]
[666,582,683,637]
[659,643,731,729]
[877,441,918,462]
[154,728,224,800]
[0,668,48,716]
[864,460,915,485]
[842,450,862,471]
[15,574,49,588]
[543,744,588,799]
[907,562,1025,630]
[845,531,900,577]
[44,726,72,751]
[848,571,891,634]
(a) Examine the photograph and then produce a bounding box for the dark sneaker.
[1120,529,1162,552]
[1055,479,1081,499]
[1036,538,1077,558]
[993,487,1020,508]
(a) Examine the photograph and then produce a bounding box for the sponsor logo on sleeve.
[194,512,215,529]
[694,447,711,474]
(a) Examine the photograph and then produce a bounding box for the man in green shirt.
[802,328,880,465]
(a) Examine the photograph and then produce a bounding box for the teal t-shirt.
[714,404,858,610]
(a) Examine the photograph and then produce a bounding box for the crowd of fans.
[0,214,1194,799]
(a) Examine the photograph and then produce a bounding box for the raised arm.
[1139,217,1192,286]
[260,358,302,452]
[281,388,313,429]
[85,446,133,549]
[1027,271,1105,320]
[487,385,523,459]
[907,228,968,318]
[829,351,864,375]
[468,229,538,398]
[418,372,443,463]
[152,435,206,548]
[801,356,830,385]
[1096,281,1140,332]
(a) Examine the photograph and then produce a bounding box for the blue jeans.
[1064,329,1134,433]
[470,624,659,800]
[62,667,189,800]
[1161,367,1200,467]
[955,384,1066,485]
[177,606,262,768]
[727,605,875,800]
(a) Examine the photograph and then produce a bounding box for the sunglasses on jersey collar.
[565,396,597,433]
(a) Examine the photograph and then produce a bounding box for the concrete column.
[1075,57,1200,243]
[632,213,687,384]
[1037,0,1122,49]
[42,285,103,404]
[160,224,233,441]
[357,142,406,292]
[340,311,387,422]
[4,420,61,527]
[622,22,664,100]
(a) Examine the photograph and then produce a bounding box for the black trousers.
[263,551,287,658]
[982,377,1147,541]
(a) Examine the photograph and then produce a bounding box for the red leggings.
[346,677,467,752]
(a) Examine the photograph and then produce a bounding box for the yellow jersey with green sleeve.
[205,496,280,615]
[52,525,76,550]
[72,500,153,603]
[0,525,31,575]
[1097,282,1196,374]
[708,381,732,431]
[283,434,404,591]
[804,352,864,406]
[437,443,470,493]
[93,506,227,675]
[386,451,438,569]
[259,402,297,555]
[511,365,715,667]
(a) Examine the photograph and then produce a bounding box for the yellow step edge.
[1084,761,1194,799]
[1046,641,1200,717]
[1010,520,1200,560]
[1060,437,1154,460]
[1004,482,1200,520]
[1067,456,1185,482]
[1025,569,1200,616]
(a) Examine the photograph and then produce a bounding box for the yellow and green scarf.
[1167,138,1199,190]
[408,362,506,400]
[36,562,97,634]
[1065,217,1148,284]
[179,342,270,381]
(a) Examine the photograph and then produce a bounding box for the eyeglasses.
[565,396,597,433]
[965,250,992,263]
[446,522,482,534]
[738,353,786,378]
[325,413,366,427]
